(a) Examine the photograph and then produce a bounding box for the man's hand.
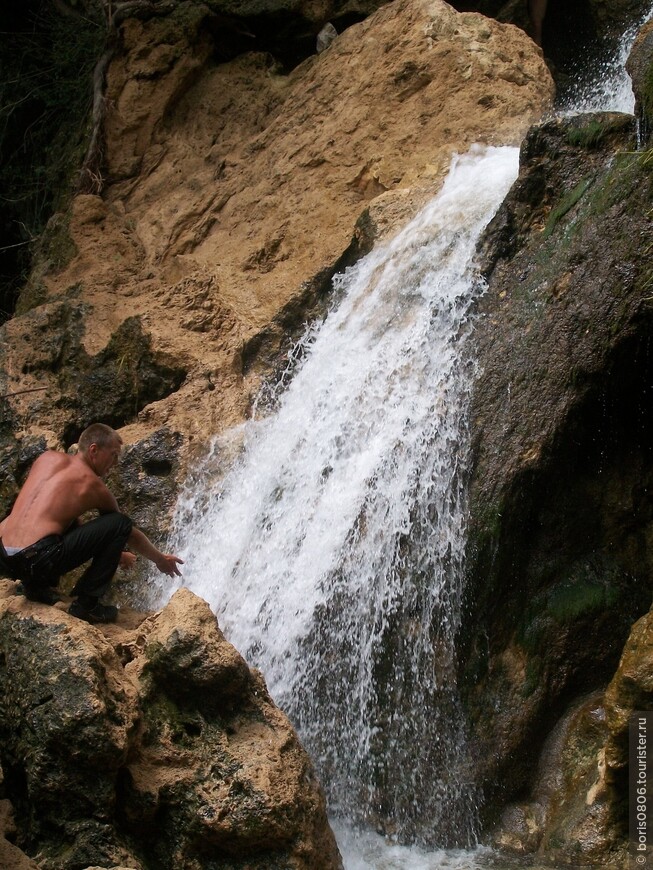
[119,551,137,571]
[155,553,184,577]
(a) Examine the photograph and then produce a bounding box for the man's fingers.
[162,554,184,576]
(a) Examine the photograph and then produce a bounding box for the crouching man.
[0,423,183,624]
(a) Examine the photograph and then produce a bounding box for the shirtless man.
[0,423,183,624]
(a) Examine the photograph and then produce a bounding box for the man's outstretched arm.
[127,527,183,577]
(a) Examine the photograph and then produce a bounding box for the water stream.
[166,145,519,855]
[159,8,651,868]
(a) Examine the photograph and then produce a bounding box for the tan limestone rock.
[604,605,653,773]
[0,581,341,869]
[0,799,39,870]
[4,0,554,455]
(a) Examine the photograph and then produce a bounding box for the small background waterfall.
[160,8,651,867]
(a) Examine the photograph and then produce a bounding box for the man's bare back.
[0,451,118,549]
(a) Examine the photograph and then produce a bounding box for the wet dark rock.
[58,317,187,447]
[463,110,653,846]
[0,304,186,453]
[492,693,624,863]
[0,606,138,867]
[111,428,183,535]
[201,0,390,68]
[627,19,653,140]
[493,604,653,863]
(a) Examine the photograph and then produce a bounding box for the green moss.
[584,152,646,221]
[545,576,619,622]
[46,213,77,270]
[565,118,612,150]
[16,209,80,312]
[14,279,48,316]
[542,178,593,240]
[515,558,625,661]
[140,687,187,747]
[519,613,547,655]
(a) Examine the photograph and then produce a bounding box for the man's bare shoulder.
[31,451,85,479]
[28,452,105,498]
[31,450,117,513]
[32,449,68,466]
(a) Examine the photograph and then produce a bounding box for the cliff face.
[1,0,653,865]
[0,0,552,489]
[461,53,653,859]
[0,585,342,870]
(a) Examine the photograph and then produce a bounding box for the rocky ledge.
[0,585,342,870]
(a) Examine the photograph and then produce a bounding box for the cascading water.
[159,7,652,868]
[557,3,652,116]
[164,145,519,852]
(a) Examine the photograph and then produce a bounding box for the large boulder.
[1,0,553,454]
[461,107,653,853]
[0,585,342,869]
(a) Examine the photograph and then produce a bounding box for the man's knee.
[116,512,133,535]
[112,512,133,544]
[88,511,133,544]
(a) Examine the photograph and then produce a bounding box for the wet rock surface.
[0,585,342,870]
[463,105,653,853]
[491,604,653,865]
[2,1,653,865]
[627,18,653,136]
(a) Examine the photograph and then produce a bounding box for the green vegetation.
[542,178,593,240]
[0,4,105,222]
[517,559,624,658]
[565,118,613,149]
[545,575,620,622]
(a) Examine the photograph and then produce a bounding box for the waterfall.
[159,6,653,866]
[165,145,520,848]
[558,2,653,115]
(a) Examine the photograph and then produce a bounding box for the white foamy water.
[163,145,520,852]
[157,9,649,866]
[333,822,494,870]
[558,2,653,115]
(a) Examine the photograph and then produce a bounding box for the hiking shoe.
[17,582,62,605]
[69,600,118,624]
